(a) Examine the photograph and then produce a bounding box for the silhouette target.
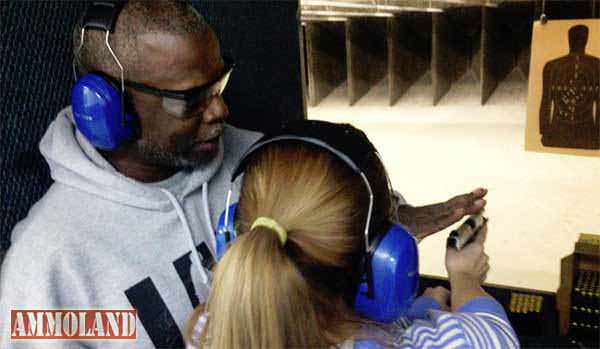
[539,25,600,150]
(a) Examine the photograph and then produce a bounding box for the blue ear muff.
[215,205,419,323]
[353,224,419,323]
[71,73,135,150]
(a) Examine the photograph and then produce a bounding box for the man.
[0,1,486,348]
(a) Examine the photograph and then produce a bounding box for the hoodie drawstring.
[159,187,209,284]
[201,182,216,250]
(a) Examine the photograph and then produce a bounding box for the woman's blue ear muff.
[216,203,238,260]
[71,73,135,150]
[216,205,419,323]
[218,124,421,324]
[353,223,419,323]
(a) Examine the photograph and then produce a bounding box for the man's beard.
[133,138,218,168]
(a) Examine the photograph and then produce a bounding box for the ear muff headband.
[227,135,375,254]
[73,1,125,80]
[72,1,135,150]
[82,1,123,32]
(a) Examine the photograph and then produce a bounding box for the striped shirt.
[188,297,519,349]
[355,296,519,349]
[187,312,209,349]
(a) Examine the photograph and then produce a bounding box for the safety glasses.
[117,57,234,118]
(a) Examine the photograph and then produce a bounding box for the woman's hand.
[423,286,451,311]
[445,222,491,310]
[445,222,489,283]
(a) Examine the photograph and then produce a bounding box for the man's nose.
[202,95,229,124]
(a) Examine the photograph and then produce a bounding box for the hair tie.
[251,217,287,245]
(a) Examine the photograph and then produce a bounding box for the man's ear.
[73,58,91,78]
[123,90,142,140]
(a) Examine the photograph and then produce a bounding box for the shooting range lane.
[308,73,600,293]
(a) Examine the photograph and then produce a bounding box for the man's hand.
[395,188,487,241]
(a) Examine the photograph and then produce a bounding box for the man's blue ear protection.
[215,120,419,324]
[71,1,134,150]
[72,74,135,150]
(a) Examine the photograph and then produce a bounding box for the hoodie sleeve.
[0,225,94,348]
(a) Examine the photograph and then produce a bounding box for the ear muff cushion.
[354,224,419,323]
[71,73,134,150]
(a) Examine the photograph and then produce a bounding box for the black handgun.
[447,214,487,250]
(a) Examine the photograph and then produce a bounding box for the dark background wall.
[0,0,305,254]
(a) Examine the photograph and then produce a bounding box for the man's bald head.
[73,0,210,80]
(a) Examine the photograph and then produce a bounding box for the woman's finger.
[475,221,487,244]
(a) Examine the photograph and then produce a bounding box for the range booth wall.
[0,0,305,258]
[301,0,600,107]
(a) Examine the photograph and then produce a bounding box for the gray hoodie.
[0,107,262,348]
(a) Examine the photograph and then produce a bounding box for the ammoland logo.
[10,310,137,340]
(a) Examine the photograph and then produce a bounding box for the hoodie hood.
[39,107,224,211]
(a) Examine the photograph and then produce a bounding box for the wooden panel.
[299,24,309,114]
[387,14,431,106]
[471,23,482,82]
[481,8,502,104]
[517,42,532,78]
[346,18,387,106]
[514,2,536,77]
[432,13,452,105]
[482,6,519,103]
[305,22,347,107]
[481,1,535,104]
[432,8,481,105]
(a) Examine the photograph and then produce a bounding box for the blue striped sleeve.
[186,312,209,349]
[406,296,442,320]
[396,298,519,349]
[457,296,509,321]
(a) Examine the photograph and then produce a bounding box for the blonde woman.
[186,121,518,349]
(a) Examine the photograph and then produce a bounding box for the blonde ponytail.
[198,142,370,348]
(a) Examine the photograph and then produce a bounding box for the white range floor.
[308,70,600,292]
